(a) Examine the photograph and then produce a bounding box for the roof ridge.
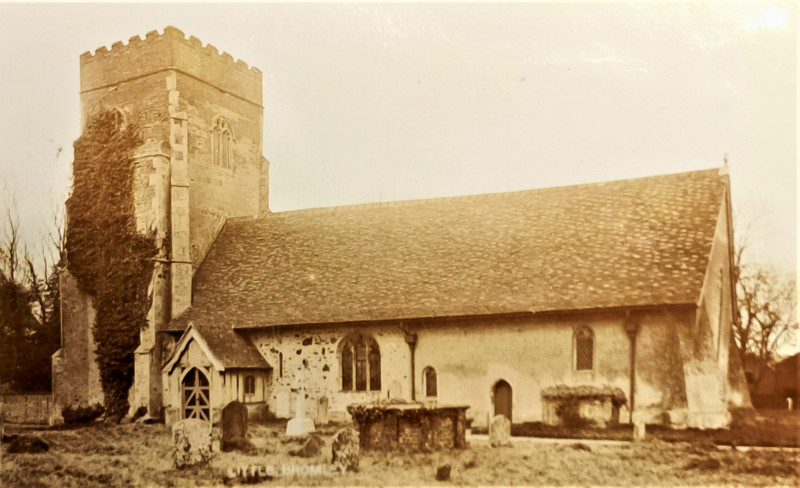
[228,167,724,224]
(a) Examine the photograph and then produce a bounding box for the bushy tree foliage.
[0,197,61,392]
[65,109,156,420]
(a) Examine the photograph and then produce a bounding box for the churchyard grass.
[485,408,800,448]
[2,414,798,487]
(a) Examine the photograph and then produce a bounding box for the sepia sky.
[0,2,796,277]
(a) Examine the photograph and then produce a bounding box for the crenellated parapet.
[80,26,262,106]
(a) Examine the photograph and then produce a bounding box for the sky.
[0,2,796,280]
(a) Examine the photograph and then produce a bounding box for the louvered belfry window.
[575,327,594,370]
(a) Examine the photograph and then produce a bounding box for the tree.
[0,192,64,392]
[732,237,798,385]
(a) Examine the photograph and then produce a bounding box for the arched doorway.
[493,380,512,422]
[182,367,211,421]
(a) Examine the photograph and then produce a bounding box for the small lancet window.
[423,367,437,397]
[211,117,232,168]
[575,327,594,371]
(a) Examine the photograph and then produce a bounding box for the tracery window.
[340,335,381,392]
[575,327,594,371]
[211,117,232,168]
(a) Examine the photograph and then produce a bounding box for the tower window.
[211,117,232,168]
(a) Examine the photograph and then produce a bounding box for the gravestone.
[286,391,315,436]
[387,380,404,399]
[331,427,360,473]
[275,387,291,419]
[489,414,511,447]
[435,464,451,481]
[221,401,248,450]
[289,434,324,457]
[633,418,646,441]
[172,418,212,469]
[317,396,329,425]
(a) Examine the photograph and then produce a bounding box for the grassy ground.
[2,417,798,487]
[488,408,800,448]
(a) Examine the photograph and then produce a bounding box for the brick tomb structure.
[348,403,469,451]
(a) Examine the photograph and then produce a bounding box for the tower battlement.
[80,26,262,106]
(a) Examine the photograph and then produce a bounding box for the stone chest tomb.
[348,402,469,451]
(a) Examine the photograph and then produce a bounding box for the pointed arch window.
[339,335,381,392]
[211,117,232,168]
[423,366,437,398]
[575,327,594,371]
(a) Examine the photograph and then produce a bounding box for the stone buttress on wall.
[674,175,751,427]
[55,27,266,417]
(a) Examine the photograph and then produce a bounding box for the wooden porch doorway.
[182,367,211,421]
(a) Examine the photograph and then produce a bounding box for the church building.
[52,27,750,430]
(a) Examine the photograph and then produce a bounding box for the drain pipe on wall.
[624,313,640,424]
[404,331,418,401]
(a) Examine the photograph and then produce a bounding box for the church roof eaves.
[173,168,729,330]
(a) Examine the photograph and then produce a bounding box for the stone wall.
[0,393,52,424]
[246,306,711,427]
[249,325,411,422]
[673,188,749,427]
[80,27,261,105]
[411,310,693,427]
[53,270,104,411]
[179,71,264,268]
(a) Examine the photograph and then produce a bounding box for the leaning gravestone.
[172,418,212,469]
[290,434,324,458]
[331,427,360,473]
[317,396,329,425]
[633,418,646,441]
[221,401,248,451]
[489,414,511,447]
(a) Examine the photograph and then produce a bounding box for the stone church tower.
[52,27,268,418]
